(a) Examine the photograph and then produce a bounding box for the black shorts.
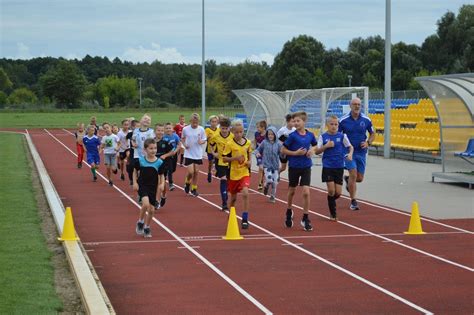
[119,150,129,160]
[158,161,168,175]
[170,155,177,173]
[138,185,157,206]
[288,167,311,187]
[184,158,203,166]
[133,158,140,171]
[215,165,230,179]
[279,155,288,164]
[321,167,344,185]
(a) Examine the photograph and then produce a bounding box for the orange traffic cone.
[404,202,426,235]
[58,207,79,241]
[222,207,244,240]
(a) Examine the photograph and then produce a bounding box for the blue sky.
[0,0,468,65]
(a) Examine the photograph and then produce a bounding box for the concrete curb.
[25,132,114,315]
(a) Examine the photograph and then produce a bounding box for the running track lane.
[36,129,429,314]
[36,130,470,314]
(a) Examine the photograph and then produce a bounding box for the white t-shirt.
[277,126,296,142]
[117,129,130,152]
[132,128,156,158]
[101,134,120,155]
[182,125,207,160]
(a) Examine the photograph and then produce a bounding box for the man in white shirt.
[277,113,296,173]
[181,113,207,196]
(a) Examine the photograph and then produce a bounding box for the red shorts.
[228,176,250,194]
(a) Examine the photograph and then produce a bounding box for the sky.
[0,0,469,65]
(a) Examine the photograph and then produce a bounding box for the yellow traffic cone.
[58,207,79,241]
[222,207,244,240]
[404,202,426,235]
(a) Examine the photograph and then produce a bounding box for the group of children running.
[74,109,358,238]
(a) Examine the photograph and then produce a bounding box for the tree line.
[0,5,472,109]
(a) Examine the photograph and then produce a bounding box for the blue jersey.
[283,129,317,168]
[338,113,374,154]
[138,156,163,187]
[163,133,180,151]
[82,135,101,155]
[318,132,351,168]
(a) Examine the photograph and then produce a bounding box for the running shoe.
[169,183,175,191]
[143,227,152,238]
[221,203,229,211]
[93,175,97,182]
[136,221,144,235]
[108,180,113,186]
[263,184,269,196]
[120,174,125,181]
[285,209,293,228]
[191,189,199,197]
[300,216,313,231]
[207,172,212,183]
[258,183,263,191]
[160,197,166,208]
[350,199,360,211]
[184,183,190,194]
[269,196,276,203]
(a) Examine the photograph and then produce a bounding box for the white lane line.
[200,170,474,272]
[52,129,440,313]
[44,129,273,315]
[252,166,474,234]
[64,125,471,234]
[176,180,433,315]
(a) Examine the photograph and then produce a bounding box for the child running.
[205,115,220,183]
[134,139,165,238]
[181,113,207,196]
[154,123,174,209]
[174,114,186,166]
[126,119,139,185]
[281,111,317,231]
[163,122,181,191]
[101,122,120,186]
[209,116,233,211]
[256,126,282,203]
[315,115,353,221]
[89,116,99,135]
[117,119,131,181]
[82,125,102,181]
[132,114,155,190]
[277,114,296,174]
[253,120,267,191]
[74,123,85,169]
[223,120,252,229]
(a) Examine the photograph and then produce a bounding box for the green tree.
[7,87,38,105]
[0,67,13,91]
[95,76,138,107]
[330,66,346,87]
[142,86,159,101]
[313,68,328,88]
[178,81,200,107]
[0,91,8,107]
[206,78,230,107]
[40,60,87,108]
[362,71,379,88]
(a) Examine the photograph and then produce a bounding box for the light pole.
[201,0,206,122]
[138,77,143,107]
[384,0,391,159]
[348,75,353,87]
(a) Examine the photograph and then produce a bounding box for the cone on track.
[58,207,79,241]
[222,207,244,240]
[404,202,426,235]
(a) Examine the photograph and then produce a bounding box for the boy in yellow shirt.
[205,115,220,183]
[223,120,252,229]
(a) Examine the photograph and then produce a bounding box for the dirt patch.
[24,137,85,314]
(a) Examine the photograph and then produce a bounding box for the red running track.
[28,129,473,314]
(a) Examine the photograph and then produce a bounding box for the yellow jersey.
[205,127,220,153]
[223,138,252,180]
[209,131,234,167]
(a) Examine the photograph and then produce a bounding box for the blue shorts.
[87,153,100,165]
[344,152,367,175]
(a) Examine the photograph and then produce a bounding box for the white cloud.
[121,43,187,64]
[245,53,275,65]
[16,42,32,59]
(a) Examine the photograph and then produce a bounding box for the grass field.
[0,109,240,129]
[0,133,63,313]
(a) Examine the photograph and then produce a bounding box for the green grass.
[0,134,63,313]
[0,109,240,129]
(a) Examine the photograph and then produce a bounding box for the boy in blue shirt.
[82,125,102,182]
[338,98,375,210]
[316,116,353,221]
[163,122,181,191]
[281,111,318,231]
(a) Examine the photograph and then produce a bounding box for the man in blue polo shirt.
[338,98,375,210]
